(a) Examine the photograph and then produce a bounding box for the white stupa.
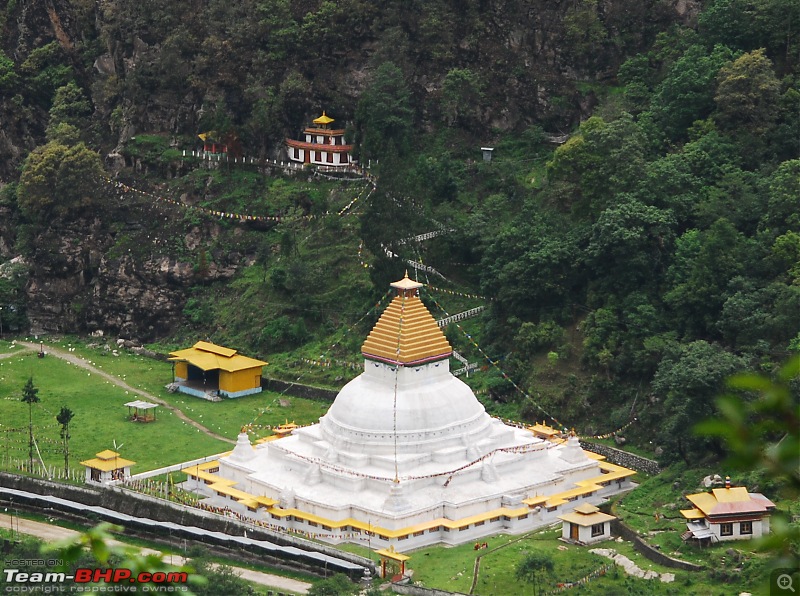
[186,274,635,550]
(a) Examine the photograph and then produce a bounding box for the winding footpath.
[16,341,235,445]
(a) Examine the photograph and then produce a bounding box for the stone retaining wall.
[0,473,373,578]
[391,584,468,596]
[579,441,661,475]
[611,519,704,572]
[262,377,339,401]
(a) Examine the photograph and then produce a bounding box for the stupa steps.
[363,330,449,348]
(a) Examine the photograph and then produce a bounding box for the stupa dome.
[319,273,494,454]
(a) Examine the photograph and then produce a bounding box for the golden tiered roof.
[361,274,452,366]
[312,111,334,126]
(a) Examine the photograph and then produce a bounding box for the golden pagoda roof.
[313,111,334,125]
[558,508,616,527]
[684,487,776,517]
[169,341,267,372]
[361,277,452,365]
[80,451,136,471]
[390,272,423,291]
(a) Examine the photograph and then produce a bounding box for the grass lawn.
[41,335,331,440]
[0,338,329,472]
[406,527,688,595]
[406,525,783,595]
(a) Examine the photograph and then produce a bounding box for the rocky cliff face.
[23,209,246,341]
[0,0,701,179]
[0,0,700,339]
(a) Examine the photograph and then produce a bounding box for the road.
[17,341,235,445]
[0,512,311,594]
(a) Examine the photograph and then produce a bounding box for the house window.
[740,521,753,535]
[720,523,733,536]
[326,151,333,163]
[591,523,604,538]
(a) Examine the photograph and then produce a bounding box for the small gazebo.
[80,450,135,484]
[124,400,158,422]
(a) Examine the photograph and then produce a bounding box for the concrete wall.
[579,441,661,475]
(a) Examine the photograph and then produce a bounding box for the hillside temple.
[285,112,353,167]
[184,274,635,551]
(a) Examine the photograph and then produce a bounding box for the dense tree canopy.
[17,142,103,221]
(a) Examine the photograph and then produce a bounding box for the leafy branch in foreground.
[695,356,800,568]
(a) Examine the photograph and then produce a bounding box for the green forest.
[0,0,798,582]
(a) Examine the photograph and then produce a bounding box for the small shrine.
[198,131,227,156]
[558,503,616,545]
[680,477,775,543]
[375,546,410,580]
[285,111,353,167]
[168,341,267,400]
[80,449,135,484]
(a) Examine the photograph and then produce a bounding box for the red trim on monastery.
[286,139,353,153]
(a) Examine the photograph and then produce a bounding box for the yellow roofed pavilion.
[81,450,135,484]
[169,341,267,399]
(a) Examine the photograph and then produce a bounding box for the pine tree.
[56,406,75,476]
[20,377,40,471]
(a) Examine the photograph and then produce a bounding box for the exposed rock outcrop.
[23,212,243,342]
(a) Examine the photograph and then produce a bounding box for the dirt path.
[0,347,33,360]
[0,512,311,593]
[17,341,235,445]
[590,547,675,583]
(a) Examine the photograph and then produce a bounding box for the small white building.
[680,483,775,543]
[558,503,615,545]
[80,449,135,484]
[286,112,353,167]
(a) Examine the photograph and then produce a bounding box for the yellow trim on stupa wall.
[183,449,636,542]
